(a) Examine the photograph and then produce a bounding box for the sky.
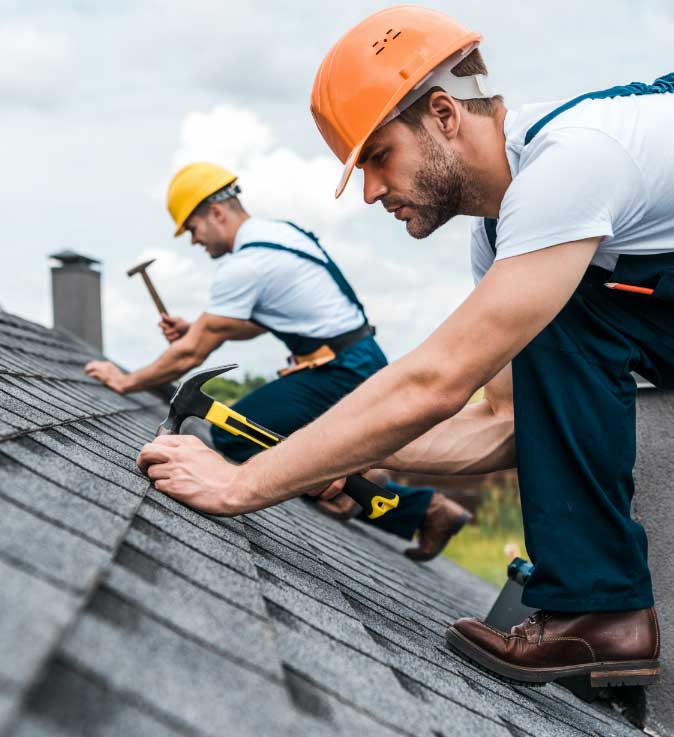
[2,0,672,380]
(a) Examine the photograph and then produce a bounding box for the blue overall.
[484,73,674,611]
[211,222,433,540]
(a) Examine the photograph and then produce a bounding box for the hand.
[84,361,130,394]
[159,313,190,342]
[308,478,361,519]
[307,477,346,501]
[136,435,248,515]
[317,491,361,520]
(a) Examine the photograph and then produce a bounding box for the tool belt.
[278,323,374,377]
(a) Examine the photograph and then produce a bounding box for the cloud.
[0,24,71,107]
[166,102,363,235]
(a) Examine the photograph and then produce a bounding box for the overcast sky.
[3,0,672,379]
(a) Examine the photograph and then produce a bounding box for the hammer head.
[157,364,238,435]
[127,258,156,277]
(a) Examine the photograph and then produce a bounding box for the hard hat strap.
[204,182,242,206]
[379,43,491,129]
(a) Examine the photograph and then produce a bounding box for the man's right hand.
[159,313,190,342]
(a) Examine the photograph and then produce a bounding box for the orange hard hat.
[311,6,483,198]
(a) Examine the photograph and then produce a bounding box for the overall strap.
[239,240,326,266]
[484,217,498,256]
[483,72,674,254]
[524,72,674,145]
[283,221,368,320]
[238,236,369,355]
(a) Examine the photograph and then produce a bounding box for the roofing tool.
[156,365,400,520]
[604,282,654,296]
[127,259,169,315]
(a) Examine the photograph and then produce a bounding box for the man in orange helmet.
[138,7,674,689]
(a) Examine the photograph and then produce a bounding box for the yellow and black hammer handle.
[204,400,399,520]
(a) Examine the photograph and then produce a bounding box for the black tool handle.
[342,474,399,519]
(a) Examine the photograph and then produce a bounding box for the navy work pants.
[513,253,674,611]
[211,337,433,539]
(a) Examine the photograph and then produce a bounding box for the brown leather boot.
[404,493,472,562]
[446,608,661,687]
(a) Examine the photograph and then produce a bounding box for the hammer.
[127,259,168,315]
[156,364,400,520]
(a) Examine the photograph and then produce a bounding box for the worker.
[85,161,471,559]
[138,7,674,688]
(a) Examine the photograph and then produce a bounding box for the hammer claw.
[156,364,238,435]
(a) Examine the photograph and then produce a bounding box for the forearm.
[379,398,515,476]
[235,345,478,509]
[122,342,203,393]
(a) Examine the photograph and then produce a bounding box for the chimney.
[50,250,103,351]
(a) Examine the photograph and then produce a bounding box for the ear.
[209,202,228,224]
[426,91,461,141]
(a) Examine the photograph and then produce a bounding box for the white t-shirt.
[206,217,364,338]
[471,88,674,283]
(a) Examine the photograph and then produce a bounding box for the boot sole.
[446,627,660,688]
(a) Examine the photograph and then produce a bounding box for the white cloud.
[0,24,71,107]
[173,106,275,172]
[168,102,363,235]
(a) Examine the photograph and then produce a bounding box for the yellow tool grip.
[204,402,282,449]
[203,400,400,520]
[368,494,400,520]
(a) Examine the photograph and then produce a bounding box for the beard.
[401,128,478,239]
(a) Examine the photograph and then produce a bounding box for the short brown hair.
[398,49,503,126]
[194,195,245,217]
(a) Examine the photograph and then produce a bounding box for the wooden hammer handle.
[140,271,168,315]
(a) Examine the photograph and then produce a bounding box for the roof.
[0,311,643,737]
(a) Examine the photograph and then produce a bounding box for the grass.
[442,480,527,588]
[443,524,526,587]
[201,373,267,405]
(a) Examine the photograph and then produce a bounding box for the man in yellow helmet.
[137,7,674,690]
[85,161,472,559]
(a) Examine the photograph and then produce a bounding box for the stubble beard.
[404,128,480,239]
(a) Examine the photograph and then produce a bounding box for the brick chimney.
[50,250,103,351]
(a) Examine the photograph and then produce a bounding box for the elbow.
[406,361,475,427]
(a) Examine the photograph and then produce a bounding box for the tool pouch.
[278,344,337,377]
[653,270,674,302]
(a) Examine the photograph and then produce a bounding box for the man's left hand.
[137,435,247,516]
[85,361,130,394]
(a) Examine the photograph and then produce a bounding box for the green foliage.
[443,479,526,587]
[201,373,267,406]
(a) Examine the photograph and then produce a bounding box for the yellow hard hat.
[167,162,238,236]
